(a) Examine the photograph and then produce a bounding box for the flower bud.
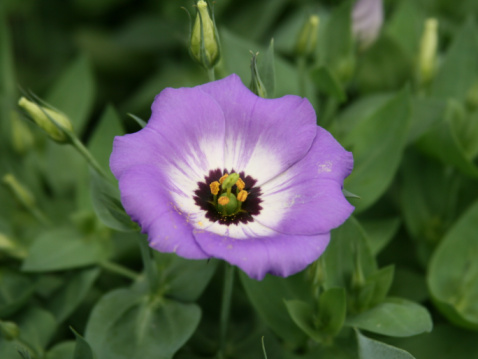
[18,97,73,143]
[418,18,439,86]
[352,0,384,50]
[11,110,34,155]
[249,52,267,98]
[295,15,320,58]
[190,0,220,69]
[2,173,35,208]
[0,320,20,341]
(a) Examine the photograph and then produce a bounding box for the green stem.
[70,136,110,179]
[138,235,160,294]
[208,67,216,82]
[218,263,234,358]
[297,56,307,98]
[100,260,139,281]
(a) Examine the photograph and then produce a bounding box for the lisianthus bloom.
[352,0,383,49]
[110,75,353,280]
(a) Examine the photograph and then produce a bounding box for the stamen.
[218,196,230,206]
[219,174,229,184]
[237,190,248,202]
[236,178,245,191]
[209,181,220,195]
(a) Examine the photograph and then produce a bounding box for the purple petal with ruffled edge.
[198,74,317,186]
[193,229,330,280]
[256,126,354,235]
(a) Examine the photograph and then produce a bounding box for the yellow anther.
[218,196,230,206]
[219,174,228,184]
[237,190,248,202]
[236,178,245,191]
[209,181,220,195]
[219,173,229,184]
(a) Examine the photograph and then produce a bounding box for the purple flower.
[352,0,384,49]
[110,75,353,280]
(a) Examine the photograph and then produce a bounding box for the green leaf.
[257,38,276,98]
[343,88,411,212]
[323,0,353,80]
[22,227,111,272]
[356,330,416,359]
[0,6,15,97]
[387,324,478,358]
[362,218,401,255]
[0,269,35,317]
[85,288,201,359]
[316,287,347,337]
[46,55,95,134]
[47,267,100,322]
[88,105,124,179]
[324,217,377,290]
[355,35,413,93]
[389,267,428,303]
[385,0,424,56]
[407,97,446,144]
[239,271,310,347]
[72,327,96,359]
[346,298,432,337]
[285,300,321,342]
[365,265,395,307]
[15,306,57,355]
[154,252,217,302]
[417,100,478,177]
[310,65,347,102]
[45,341,76,359]
[431,18,478,101]
[428,199,478,330]
[90,170,139,232]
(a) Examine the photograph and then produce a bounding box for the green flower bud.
[18,97,73,143]
[418,18,439,85]
[249,52,267,98]
[295,15,320,58]
[190,0,220,69]
[2,173,35,208]
[0,320,20,341]
[11,111,34,155]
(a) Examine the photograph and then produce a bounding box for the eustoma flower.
[110,75,354,280]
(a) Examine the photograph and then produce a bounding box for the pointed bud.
[18,97,73,143]
[190,0,220,70]
[418,18,439,85]
[295,15,320,58]
[249,52,267,98]
[352,0,384,49]
[2,174,35,208]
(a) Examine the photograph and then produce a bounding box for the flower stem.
[137,235,160,294]
[297,55,307,97]
[70,135,110,179]
[100,260,139,281]
[208,67,216,82]
[218,263,234,358]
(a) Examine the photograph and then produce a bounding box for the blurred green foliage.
[2,0,478,358]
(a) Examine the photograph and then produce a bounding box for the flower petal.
[198,74,317,185]
[256,127,354,235]
[118,165,208,259]
[110,85,227,221]
[194,230,330,280]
